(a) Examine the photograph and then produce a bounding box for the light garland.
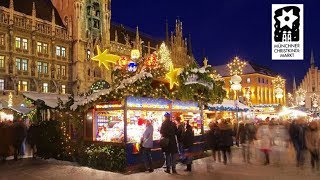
[158,42,172,71]
[227,56,247,76]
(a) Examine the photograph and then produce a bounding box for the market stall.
[84,96,203,165]
[204,99,252,131]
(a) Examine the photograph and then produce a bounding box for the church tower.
[52,0,112,94]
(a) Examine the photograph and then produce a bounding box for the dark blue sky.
[111,0,320,92]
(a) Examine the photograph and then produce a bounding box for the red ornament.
[138,118,145,126]
[117,56,129,68]
[145,54,158,67]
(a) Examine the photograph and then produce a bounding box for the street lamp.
[227,56,246,132]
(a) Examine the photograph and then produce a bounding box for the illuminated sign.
[95,104,122,109]
[172,101,199,111]
[127,96,170,109]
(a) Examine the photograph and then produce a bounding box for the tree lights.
[295,88,306,106]
[272,76,285,99]
[158,42,172,71]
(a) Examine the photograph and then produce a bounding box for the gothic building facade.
[0,0,195,102]
[298,51,320,110]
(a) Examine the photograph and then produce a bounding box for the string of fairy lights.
[227,56,247,76]
[272,75,285,89]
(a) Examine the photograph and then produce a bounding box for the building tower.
[52,0,112,94]
[310,50,315,69]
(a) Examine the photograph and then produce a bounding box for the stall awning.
[23,92,71,108]
[208,99,250,112]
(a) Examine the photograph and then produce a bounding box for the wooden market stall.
[84,96,205,165]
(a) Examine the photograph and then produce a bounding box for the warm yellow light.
[165,64,182,89]
[227,56,247,76]
[92,46,120,70]
[131,49,140,59]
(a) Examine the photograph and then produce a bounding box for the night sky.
[111,0,320,92]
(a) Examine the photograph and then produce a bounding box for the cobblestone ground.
[0,147,319,180]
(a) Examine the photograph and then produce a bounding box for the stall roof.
[9,106,33,114]
[208,99,250,111]
[23,92,71,108]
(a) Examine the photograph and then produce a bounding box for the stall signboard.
[95,104,122,109]
[126,96,170,109]
[172,101,199,111]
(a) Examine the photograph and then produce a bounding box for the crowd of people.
[139,113,320,174]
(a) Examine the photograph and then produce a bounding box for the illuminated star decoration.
[91,46,120,70]
[165,64,182,89]
[277,9,298,29]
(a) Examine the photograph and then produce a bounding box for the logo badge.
[272,4,303,60]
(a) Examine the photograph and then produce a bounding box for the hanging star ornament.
[165,64,182,89]
[91,46,120,70]
[277,9,298,29]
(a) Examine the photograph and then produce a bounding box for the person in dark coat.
[218,120,234,165]
[290,118,306,167]
[182,121,194,172]
[160,113,178,174]
[206,121,221,162]
[27,124,38,158]
[12,119,27,160]
[176,116,185,156]
[236,121,256,163]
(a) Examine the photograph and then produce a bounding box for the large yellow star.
[91,46,120,70]
[165,64,182,89]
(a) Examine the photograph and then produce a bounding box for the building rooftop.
[213,61,279,77]
[0,0,64,27]
[110,22,162,56]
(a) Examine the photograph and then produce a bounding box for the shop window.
[258,77,260,83]
[61,85,66,94]
[43,83,48,93]
[0,79,4,90]
[93,19,100,29]
[15,37,21,48]
[0,55,4,68]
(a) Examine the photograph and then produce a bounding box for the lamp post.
[227,56,246,132]
[272,76,285,104]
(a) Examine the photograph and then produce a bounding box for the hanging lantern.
[230,75,242,84]
[275,87,284,99]
[131,49,140,59]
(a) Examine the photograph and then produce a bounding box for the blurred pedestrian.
[237,121,256,163]
[27,123,38,158]
[206,121,221,162]
[182,120,194,172]
[175,116,185,160]
[219,119,234,165]
[160,113,178,174]
[140,120,154,172]
[289,118,306,167]
[305,121,320,170]
[256,121,272,165]
[12,119,27,160]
